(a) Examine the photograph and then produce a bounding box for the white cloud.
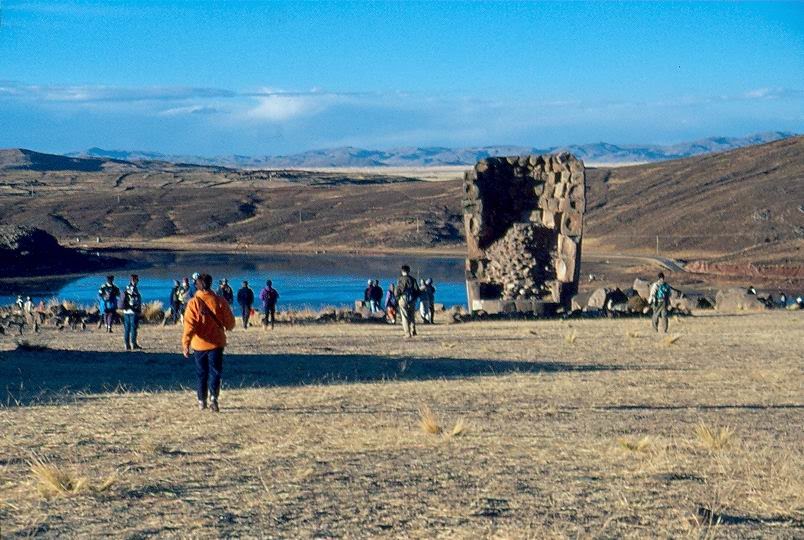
[244,90,355,122]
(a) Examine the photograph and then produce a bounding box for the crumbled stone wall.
[462,153,585,312]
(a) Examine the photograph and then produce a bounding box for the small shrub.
[618,436,654,453]
[418,404,442,435]
[141,301,165,323]
[61,300,79,311]
[695,422,734,451]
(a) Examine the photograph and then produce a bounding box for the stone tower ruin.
[462,153,585,314]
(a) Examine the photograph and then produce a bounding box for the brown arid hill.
[583,136,804,267]
[0,138,802,270]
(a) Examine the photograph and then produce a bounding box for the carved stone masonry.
[463,153,585,313]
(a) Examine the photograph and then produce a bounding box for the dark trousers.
[171,301,182,323]
[263,304,276,328]
[123,313,139,347]
[240,304,251,328]
[194,348,224,402]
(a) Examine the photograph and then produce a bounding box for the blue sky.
[0,1,802,155]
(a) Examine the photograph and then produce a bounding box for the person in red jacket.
[182,273,236,412]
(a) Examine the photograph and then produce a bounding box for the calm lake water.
[1,251,467,309]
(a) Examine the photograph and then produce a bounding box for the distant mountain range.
[61,131,796,168]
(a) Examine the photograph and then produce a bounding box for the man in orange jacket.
[182,273,236,412]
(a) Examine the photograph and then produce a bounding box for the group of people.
[368,275,437,328]
[94,274,280,354]
[97,274,143,350]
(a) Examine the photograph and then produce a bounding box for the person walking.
[395,265,419,338]
[182,273,236,412]
[98,275,120,333]
[259,280,280,329]
[648,272,672,333]
[217,278,234,305]
[121,274,143,350]
[236,280,254,329]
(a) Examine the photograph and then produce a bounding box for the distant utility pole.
[299,210,302,223]
[656,235,659,256]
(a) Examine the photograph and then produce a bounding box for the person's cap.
[131,274,138,280]
[107,275,115,280]
[425,278,432,285]
[192,272,201,280]
[222,278,228,284]
[367,279,372,285]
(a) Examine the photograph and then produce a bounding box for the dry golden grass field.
[1,311,802,538]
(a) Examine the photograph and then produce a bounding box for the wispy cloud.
[157,105,222,117]
[0,81,236,103]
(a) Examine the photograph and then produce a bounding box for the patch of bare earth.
[1,312,802,537]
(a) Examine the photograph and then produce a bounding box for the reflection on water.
[1,250,467,309]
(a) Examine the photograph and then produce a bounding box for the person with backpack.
[98,275,120,333]
[236,280,255,329]
[178,277,193,318]
[164,280,182,325]
[121,274,143,350]
[259,279,280,329]
[182,273,236,412]
[217,278,234,305]
[395,265,419,338]
[648,272,672,333]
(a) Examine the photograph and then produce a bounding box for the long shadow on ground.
[1,349,629,406]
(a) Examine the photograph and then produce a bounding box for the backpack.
[656,283,671,302]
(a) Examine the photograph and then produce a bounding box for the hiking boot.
[125,344,131,351]
[132,344,143,350]
[198,400,207,410]
[209,399,219,413]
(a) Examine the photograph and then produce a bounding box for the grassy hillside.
[584,136,804,263]
[1,138,802,265]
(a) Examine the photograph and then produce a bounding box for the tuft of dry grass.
[564,330,578,345]
[450,419,467,437]
[418,404,442,435]
[617,436,655,453]
[694,422,735,451]
[28,456,118,499]
[29,456,88,498]
[662,334,681,347]
[141,301,165,323]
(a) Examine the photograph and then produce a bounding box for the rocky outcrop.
[0,226,123,278]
